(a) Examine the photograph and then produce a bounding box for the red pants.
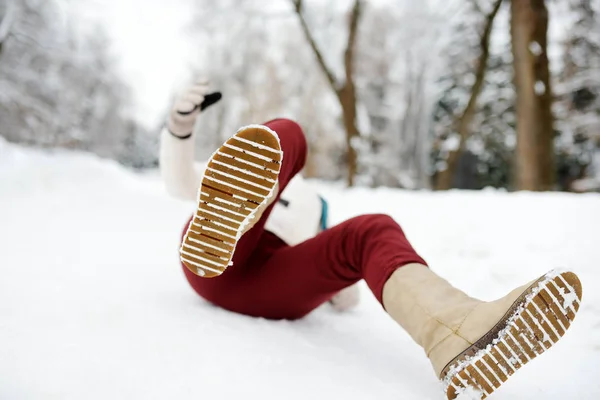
[180,119,427,320]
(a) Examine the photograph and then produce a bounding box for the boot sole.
[442,271,583,399]
[179,125,282,278]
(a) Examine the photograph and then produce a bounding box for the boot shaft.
[384,264,538,377]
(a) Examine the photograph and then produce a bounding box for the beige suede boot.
[383,264,583,399]
[180,125,282,278]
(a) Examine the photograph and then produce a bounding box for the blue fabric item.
[319,196,329,231]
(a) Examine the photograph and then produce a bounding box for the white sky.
[71,0,197,129]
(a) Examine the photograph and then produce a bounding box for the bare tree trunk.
[291,0,362,187]
[338,85,359,186]
[435,0,503,190]
[511,0,555,191]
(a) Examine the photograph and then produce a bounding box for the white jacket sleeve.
[159,127,202,201]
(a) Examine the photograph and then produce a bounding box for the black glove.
[200,91,222,111]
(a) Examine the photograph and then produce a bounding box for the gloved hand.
[167,79,222,138]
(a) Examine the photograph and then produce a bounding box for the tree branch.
[436,0,503,190]
[343,0,362,87]
[467,0,484,15]
[455,0,502,134]
[290,0,339,92]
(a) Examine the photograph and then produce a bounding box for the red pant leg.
[180,119,306,301]
[191,214,427,320]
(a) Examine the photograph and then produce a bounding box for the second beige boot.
[383,264,583,399]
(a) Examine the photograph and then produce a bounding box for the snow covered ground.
[1,139,599,400]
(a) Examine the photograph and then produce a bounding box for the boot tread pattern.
[180,126,282,278]
[444,272,582,399]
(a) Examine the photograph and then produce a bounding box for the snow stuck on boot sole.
[442,271,583,399]
[180,125,282,278]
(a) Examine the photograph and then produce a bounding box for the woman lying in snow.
[159,80,584,399]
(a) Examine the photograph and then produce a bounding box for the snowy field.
[1,139,599,400]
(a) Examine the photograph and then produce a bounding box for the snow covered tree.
[432,0,598,191]
[183,0,453,188]
[184,0,346,181]
[432,0,515,190]
[554,0,600,191]
[432,0,503,190]
[0,0,149,166]
[291,0,452,188]
[0,0,12,57]
[290,0,363,187]
[356,1,455,189]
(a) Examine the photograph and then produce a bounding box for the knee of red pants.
[263,118,307,174]
[342,213,428,305]
[263,118,305,143]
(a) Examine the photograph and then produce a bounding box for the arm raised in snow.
[159,80,222,200]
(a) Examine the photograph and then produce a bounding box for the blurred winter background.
[1,0,599,190]
[1,0,600,399]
